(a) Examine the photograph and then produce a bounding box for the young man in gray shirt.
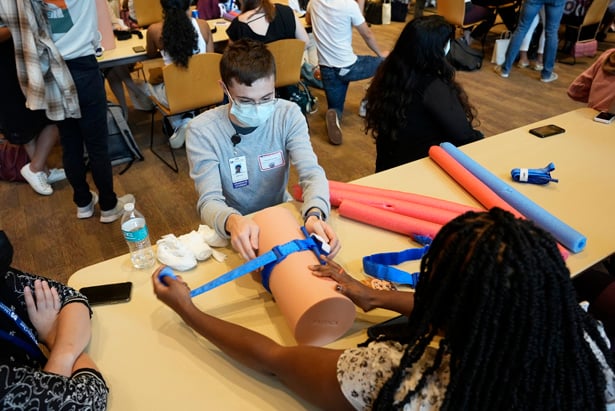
[185,39,340,261]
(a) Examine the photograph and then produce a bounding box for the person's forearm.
[177,303,283,375]
[364,289,414,317]
[44,302,92,376]
[362,31,384,57]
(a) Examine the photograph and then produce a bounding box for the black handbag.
[391,0,408,22]
[447,38,483,71]
[365,0,383,25]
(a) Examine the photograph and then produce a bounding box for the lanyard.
[362,235,431,289]
[160,227,330,296]
[0,301,46,361]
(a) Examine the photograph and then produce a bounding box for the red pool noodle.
[290,182,482,215]
[338,200,442,239]
[327,188,462,225]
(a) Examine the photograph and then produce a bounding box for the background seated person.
[152,208,615,410]
[567,47,615,113]
[226,0,309,45]
[468,0,520,44]
[0,231,108,409]
[146,0,214,145]
[185,39,339,261]
[365,16,483,172]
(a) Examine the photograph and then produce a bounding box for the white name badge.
[258,150,285,171]
[229,156,249,188]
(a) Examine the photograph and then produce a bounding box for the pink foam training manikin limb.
[252,206,356,346]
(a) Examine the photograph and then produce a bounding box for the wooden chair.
[132,0,163,27]
[266,38,305,88]
[149,53,224,172]
[560,0,610,64]
[437,0,487,33]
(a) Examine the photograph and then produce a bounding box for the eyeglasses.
[223,83,277,106]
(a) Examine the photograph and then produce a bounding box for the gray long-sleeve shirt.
[185,99,330,239]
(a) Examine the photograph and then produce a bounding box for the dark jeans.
[59,55,117,211]
[320,55,383,118]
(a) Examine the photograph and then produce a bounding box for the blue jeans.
[59,56,117,210]
[502,0,565,79]
[320,55,383,118]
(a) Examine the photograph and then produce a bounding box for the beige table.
[96,20,231,69]
[69,107,614,409]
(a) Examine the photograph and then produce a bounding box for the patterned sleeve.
[337,340,450,410]
[336,340,406,410]
[2,268,91,317]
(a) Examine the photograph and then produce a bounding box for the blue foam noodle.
[440,142,586,253]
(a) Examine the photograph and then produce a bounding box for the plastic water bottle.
[121,203,155,269]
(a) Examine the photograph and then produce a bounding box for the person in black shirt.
[364,15,483,172]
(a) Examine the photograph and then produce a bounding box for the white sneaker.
[77,191,99,219]
[540,72,558,83]
[20,164,52,195]
[47,168,66,184]
[100,194,135,223]
[169,123,188,149]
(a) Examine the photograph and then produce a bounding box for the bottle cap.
[124,202,135,212]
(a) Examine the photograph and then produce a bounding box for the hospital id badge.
[229,156,248,188]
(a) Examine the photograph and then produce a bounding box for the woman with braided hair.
[152,208,615,410]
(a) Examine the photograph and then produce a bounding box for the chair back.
[437,0,467,27]
[162,53,224,114]
[132,0,163,27]
[266,39,305,88]
[581,0,609,28]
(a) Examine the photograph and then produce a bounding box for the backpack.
[447,38,483,72]
[85,103,144,174]
[277,82,318,115]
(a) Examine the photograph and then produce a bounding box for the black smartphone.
[79,282,133,306]
[529,124,566,138]
[132,45,146,53]
[594,111,615,124]
[367,315,409,340]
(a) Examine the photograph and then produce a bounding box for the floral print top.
[337,340,450,411]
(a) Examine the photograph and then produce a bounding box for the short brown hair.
[220,38,276,86]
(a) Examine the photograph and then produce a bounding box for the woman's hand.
[152,266,194,315]
[309,257,374,312]
[24,279,61,345]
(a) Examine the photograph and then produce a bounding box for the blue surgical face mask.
[225,85,277,127]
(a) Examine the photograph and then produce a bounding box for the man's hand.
[304,216,341,258]
[226,214,259,261]
[24,279,61,345]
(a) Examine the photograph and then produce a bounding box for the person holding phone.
[153,208,614,410]
[567,47,615,115]
[0,231,108,409]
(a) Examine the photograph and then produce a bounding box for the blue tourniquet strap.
[362,245,429,288]
[511,162,559,185]
[187,227,328,297]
